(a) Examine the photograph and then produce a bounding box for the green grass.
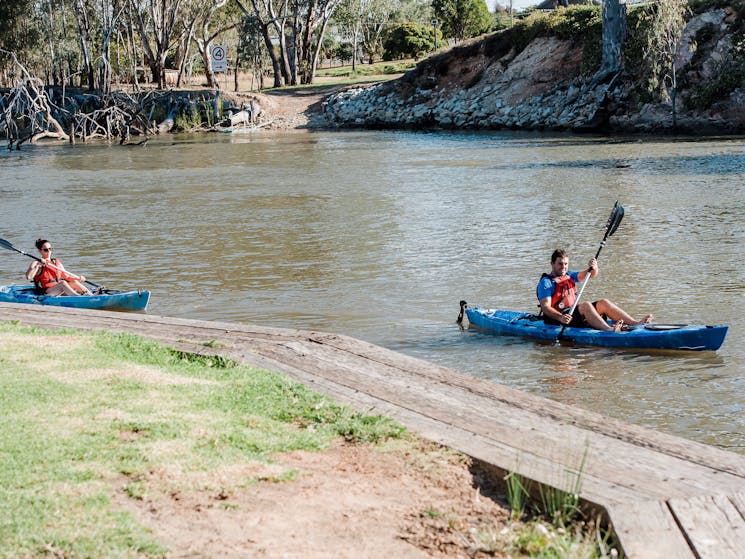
[316,60,415,79]
[259,61,414,94]
[0,323,405,558]
[0,322,614,558]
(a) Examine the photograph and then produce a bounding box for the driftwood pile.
[0,51,254,148]
[0,81,218,149]
[0,82,262,149]
[0,80,165,149]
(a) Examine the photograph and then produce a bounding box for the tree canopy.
[0,0,494,91]
[382,21,438,60]
[432,0,492,42]
[0,0,39,55]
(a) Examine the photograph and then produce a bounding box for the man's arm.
[578,258,599,282]
[539,297,571,324]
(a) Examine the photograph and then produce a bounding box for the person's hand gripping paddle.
[557,201,625,341]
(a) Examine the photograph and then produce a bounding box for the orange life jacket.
[33,259,72,291]
[543,273,577,313]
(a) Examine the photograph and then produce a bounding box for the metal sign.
[210,44,227,73]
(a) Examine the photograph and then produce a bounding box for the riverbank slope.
[318,4,745,134]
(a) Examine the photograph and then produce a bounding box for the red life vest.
[33,259,71,290]
[544,273,577,313]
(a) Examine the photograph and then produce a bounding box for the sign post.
[210,44,228,73]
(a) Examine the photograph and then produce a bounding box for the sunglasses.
[41,247,53,252]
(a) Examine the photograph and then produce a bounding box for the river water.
[2,130,744,452]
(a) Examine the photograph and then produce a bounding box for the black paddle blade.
[0,237,17,251]
[606,201,624,237]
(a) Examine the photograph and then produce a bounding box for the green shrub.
[383,22,438,60]
[174,109,202,131]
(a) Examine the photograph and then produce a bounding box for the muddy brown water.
[2,130,744,452]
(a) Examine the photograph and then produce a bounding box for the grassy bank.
[0,323,403,558]
[0,322,613,558]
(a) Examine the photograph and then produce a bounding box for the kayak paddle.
[557,201,625,341]
[0,237,102,290]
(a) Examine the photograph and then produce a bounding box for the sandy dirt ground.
[223,81,368,130]
[115,437,514,558]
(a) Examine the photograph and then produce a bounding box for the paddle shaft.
[557,203,624,340]
[564,239,609,319]
[0,238,101,289]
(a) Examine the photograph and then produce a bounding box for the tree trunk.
[599,0,627,77]
[299,0,316,84]
[276,23,293,85]
[73,0,96,90]
[260,23,283,88]
[234,47,240,91]
[174,23,195,87]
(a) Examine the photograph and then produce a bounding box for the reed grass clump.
[501,442,618,557]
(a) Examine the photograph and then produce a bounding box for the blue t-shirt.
[536,271,581,302]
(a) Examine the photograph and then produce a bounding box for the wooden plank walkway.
[2,302,745,558]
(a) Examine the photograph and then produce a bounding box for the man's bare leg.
[577,301,621,331]
[595,299,653,326]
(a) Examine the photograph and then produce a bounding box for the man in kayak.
[25,239,93,296]
[537,249,652,331]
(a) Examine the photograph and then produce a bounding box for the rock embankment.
[320,8,745,134]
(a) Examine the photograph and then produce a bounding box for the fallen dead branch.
[1,50,268,147]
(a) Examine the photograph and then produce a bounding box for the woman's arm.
[26,261,41,281]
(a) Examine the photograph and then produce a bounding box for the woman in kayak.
[537,249,652,331]
[25,239,93,296]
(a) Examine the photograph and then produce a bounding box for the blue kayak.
[465,307,728,351]
[0,285,150,312]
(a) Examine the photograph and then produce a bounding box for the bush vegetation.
[382,22,441,60]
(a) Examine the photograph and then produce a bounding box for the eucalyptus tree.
[334,0,395,67]
[12,0,70,86]
[639,0,688,126]
[128,0,184,89]
[387,0,430,23]
[297,0,344,83]
[359,0,397,63]
[0,0,44,87]
[237,14,266,88]
[334,0,367,70]
[186,0,241,88]
[235,0,343,85]
[0,0,40,55]
[258,0,294,85]
[233,0,287,87]
[38,0,77,86]
[69,0,126,92]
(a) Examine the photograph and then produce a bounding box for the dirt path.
[116,437,514,558]
[226,81,377,130]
